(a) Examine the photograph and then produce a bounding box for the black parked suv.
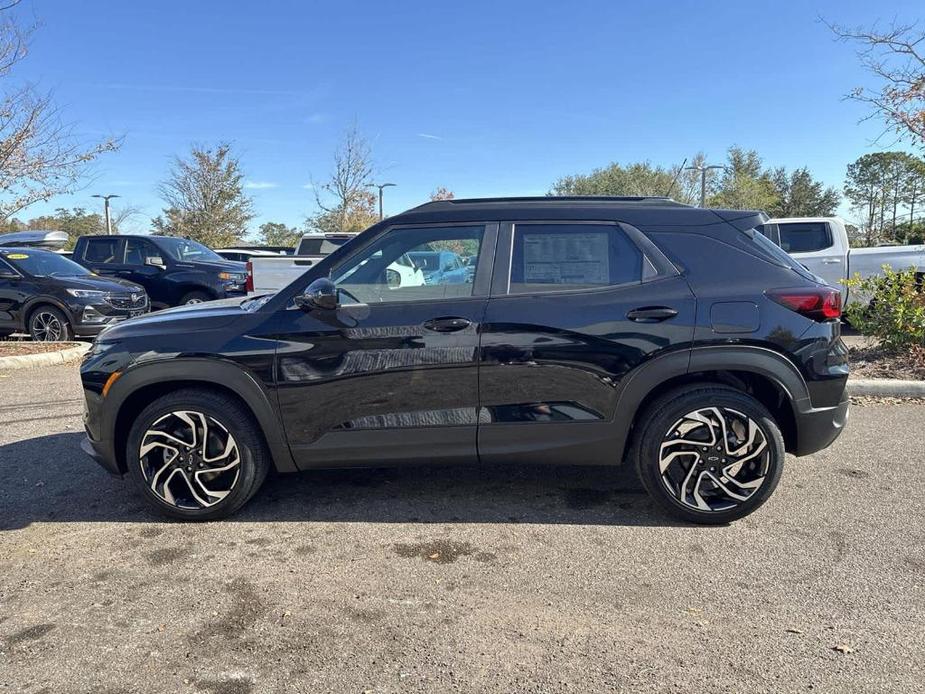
[0,248,148,341]
[71,235,247,309]
[80,197,849,523]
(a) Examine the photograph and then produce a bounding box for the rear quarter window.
[746,228,820,282]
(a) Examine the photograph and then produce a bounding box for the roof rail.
[413,195,689,209]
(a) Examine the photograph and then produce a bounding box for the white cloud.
[305,112,327,124]
[301,182,315,190]
[417,133,443,141]
[244,181,278,190]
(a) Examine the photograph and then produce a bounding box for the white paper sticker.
[522,232,609,284]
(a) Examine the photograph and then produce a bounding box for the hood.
[97,296,246,341]
[57,274,144,294]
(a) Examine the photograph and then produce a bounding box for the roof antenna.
[665,158,686,200]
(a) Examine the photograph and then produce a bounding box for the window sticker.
[522,232,609,284]
[6,253,29,260]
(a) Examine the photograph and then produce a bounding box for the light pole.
[367,182,396,221]
[683,165,724,207]
[92,194,120,234]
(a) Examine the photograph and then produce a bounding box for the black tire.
[631,385,785,525]
[179,290,211,305]
[28,305,73,342]
[126,388,270,521]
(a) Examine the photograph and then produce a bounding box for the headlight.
[67,289,107,298]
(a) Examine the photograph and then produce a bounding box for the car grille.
[106,292,148,310]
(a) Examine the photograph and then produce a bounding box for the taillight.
[245,261,254,293]
[766,287,841,321]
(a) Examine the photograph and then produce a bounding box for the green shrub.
[843,267,925,350]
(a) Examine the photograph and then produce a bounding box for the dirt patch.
[393,539,476,564]
[0,342,77,356]
[836,468,870,479]
[195,677,254,694]
[145,547,186,566]
[849,345,925,380]
[205,578,267,640]
[6,623,55,646]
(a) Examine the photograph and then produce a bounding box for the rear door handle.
[626,306,678,323]
[423,316,472,332]
[821,258,841,264]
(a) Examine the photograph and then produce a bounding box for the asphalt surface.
[0,364,923,694]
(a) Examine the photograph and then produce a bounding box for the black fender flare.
[104,357,297,474]
[609,345,810,458]
[22,296,72,328]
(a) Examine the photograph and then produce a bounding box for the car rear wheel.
[28,305,73,342]
[180,291,210,305]
[126,388,270,520]
[631,385,785,525]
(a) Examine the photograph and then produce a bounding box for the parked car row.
[0,247,147,341]
[0,232,247,340]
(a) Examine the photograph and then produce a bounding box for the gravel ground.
[0,365,923,694]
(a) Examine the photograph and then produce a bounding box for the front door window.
[330,225,484,303]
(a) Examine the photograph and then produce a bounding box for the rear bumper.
[792,392,849,456]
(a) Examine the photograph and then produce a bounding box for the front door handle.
[626,306,678,323]
[821,258,841,264]
[423,316,472,332]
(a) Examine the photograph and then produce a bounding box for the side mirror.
[145,256,165,268]
[296,277,338,310]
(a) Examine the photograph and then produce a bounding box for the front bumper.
[70,299,149,337]
[81,432,122,477]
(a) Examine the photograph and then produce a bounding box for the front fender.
[100,357,296,474]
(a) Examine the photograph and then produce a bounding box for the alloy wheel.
[31,311,63,341]
[139,410,241,509]
[658,406,769,513]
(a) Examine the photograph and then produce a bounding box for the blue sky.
[11,0,923,234]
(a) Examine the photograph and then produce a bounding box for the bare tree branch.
[0,4,119,220]
[828,19,925,149]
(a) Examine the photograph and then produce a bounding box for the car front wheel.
[28,305,73,342]
[632,385,785,525]
[126,388,270,520]
[180,291,210,305]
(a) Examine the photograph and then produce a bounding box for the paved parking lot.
[1,364,923,693]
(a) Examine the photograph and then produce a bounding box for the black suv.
[80,197,849,523]
[0,248,148,341]
[71,235,247,309]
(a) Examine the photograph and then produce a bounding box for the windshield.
[0,250,92,277]
[155,237,223,262]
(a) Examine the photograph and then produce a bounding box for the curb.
[0,342,91,370]
[847,378,925,398]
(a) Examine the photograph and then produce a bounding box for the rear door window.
[83,237,122,263]
[778,222,832,253]
[508,223,643,294]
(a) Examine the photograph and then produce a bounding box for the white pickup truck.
[762,217,925,303]
[246,232,425,294]
[245,233,351,294]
